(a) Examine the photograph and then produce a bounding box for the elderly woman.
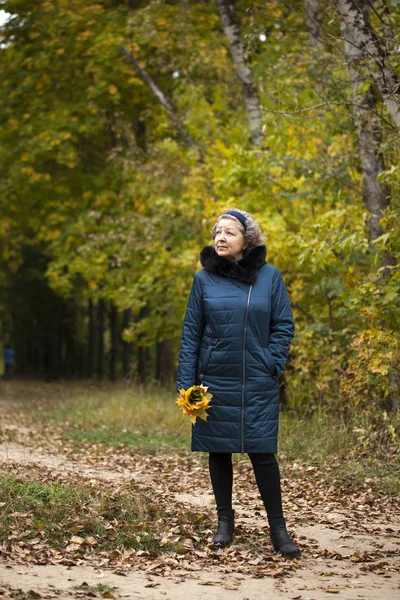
[176,208,300,558]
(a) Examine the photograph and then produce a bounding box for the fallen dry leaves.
[0,383,399,597]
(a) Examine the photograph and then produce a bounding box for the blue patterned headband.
[222,210,247,229]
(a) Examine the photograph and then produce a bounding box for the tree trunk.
[96,299,105,380]
[334,0,400,130]
[216,0,264,146]
[54,305,63,379]
[109,303,118,381]
[337,1,398,411]
[43,335,53,381]
[138,345,150,383]
[137,305,150,383]
[121,46,200,154]
[87,299,96,378]
[64,304,76,378]
[122,308,132,378]
[304,0,323,48]
[156,338,174,384]
[338,4,394,251]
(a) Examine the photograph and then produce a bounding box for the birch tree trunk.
[338,2,394,250]
[335,0,400,130]
[304,0,323,48]
[338,1,397,410]
[121,46,200,154]
[215,0,264,146]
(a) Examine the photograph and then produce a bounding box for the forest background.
[0,0,399,449]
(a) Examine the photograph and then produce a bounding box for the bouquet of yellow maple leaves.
[176,385,213,424]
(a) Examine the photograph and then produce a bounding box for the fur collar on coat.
[200,245,267,285]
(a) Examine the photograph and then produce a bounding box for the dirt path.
[0,557,398,600]
[0,401,399,599]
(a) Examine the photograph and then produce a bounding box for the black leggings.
[209,452,283,522]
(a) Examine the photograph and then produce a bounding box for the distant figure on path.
[3,343,15,380]
[177,208,300,558]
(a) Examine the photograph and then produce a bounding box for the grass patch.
[31,383,191,454]
[34,384,184,430]
[279,411,400,496]
[0,474,197,553]
[14,381,400,496]
[64,428,187,453]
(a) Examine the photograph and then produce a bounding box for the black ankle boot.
[212,513,234,547]
[269,519,301,559]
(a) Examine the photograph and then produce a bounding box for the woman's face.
[214,218,247,261]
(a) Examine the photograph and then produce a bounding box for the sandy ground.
[0,442,399,599]
[0,392,399,600]
[0,557,398,600]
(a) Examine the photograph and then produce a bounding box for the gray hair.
[212,208,265,250]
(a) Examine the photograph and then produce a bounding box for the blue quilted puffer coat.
[176,245,294,454]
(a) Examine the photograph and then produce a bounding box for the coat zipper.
[241,285,253,453]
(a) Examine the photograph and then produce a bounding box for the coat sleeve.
[176,273,206,391]
[268,269,294,377]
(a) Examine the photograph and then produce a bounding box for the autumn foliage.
[0,1,399,444]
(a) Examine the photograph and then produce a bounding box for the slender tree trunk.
[353,88,389,243]
[121,46,200,154]
[54,306,63,379]
[138,345,150,383]
[216,0,264,146]
[304,0,323,48]
[109,303,118,381]
[137,305,150,383]
[334,0,400,130]
[87,299,96,378]
[43,335,53,382]
[122,308,132,378]
[64,304,76,378]
[338,2,398,411]
[156,338,174,384]
[338,4,395,253]
[387,373,399,412]
[96,299,105,380]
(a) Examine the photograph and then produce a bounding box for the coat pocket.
[261,346,278,378]
[200,338,220,378]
